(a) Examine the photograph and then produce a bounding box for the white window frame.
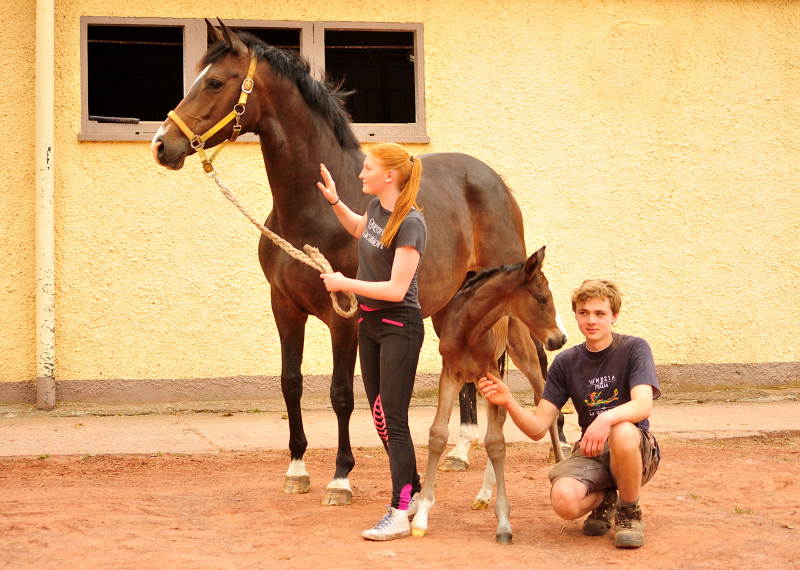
[79,17,428,143]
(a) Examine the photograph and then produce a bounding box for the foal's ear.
[217,18,247,56]
[205,19,223,44]
[523,246,546,278]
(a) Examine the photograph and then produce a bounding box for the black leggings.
[358,304,424,509]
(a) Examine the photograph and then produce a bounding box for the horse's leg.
[440,383,479,471]
[534,335,571,461]
[506,318,566,463]
[272,294,312,494]
[534,335,569,451]
[321,317,358,505]
[411,366,463,538]
[485,399,512,544]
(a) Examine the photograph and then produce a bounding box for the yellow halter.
[167,50,258,173]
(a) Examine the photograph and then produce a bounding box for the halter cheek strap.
[167,50,258,173]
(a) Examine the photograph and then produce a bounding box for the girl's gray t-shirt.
[355,198,427,309]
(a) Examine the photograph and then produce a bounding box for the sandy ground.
[1,436,798,569]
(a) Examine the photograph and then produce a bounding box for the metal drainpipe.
[36,0,56,410]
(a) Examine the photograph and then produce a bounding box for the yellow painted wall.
[0,1,37,384]
[3,0,798,394]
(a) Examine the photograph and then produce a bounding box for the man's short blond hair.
[571,279,622,315]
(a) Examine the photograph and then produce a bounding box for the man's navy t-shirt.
[542,332,660,437]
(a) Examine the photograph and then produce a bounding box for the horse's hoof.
[440,457,469,472]
[496,532,513,545]
[283,475,311,494]
[471,499,489,510]
[321,487,352,506]
[411,528,426,538]
[549,444,572,463]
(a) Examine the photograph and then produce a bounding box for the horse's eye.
[207,79,224,91]
[536,297,547,306]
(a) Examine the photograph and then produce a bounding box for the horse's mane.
[460,262,525,292]
[199,32,361,151]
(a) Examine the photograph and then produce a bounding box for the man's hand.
[478,372,512,407]
[580,412,611,457]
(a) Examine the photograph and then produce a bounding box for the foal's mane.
[199,32,361,151]
[460,261,525,292]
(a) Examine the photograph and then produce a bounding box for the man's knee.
[550,478,588,520]
[608,422,640,453]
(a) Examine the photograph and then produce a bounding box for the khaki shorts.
[548,427,660,493]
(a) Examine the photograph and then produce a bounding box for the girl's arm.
[321,246,420,303]
[317,163,367,238]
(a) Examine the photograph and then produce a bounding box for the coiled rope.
[206,170,358,318]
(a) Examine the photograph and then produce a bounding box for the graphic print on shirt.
[362,217,386,250]
[584,374,619,417]
[372,394,389,446]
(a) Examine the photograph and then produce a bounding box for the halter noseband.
[167,50,258,173]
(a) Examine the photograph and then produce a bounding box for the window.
[79,18,427,143]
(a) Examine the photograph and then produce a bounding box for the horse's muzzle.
[545,333,568,351]
[151,133,187,170]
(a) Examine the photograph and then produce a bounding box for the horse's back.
[415,153,527,317]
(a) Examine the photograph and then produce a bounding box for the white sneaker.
[361,506,411,541]
[406,492,420,518]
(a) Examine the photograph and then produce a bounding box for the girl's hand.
[317,163,338,204]
[321,272,348,292]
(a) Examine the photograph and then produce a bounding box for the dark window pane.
[325,30,415,124]
[87,25,183,122]
[225,27,301,54]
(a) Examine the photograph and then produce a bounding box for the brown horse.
[151,20,567,506]
[410,247,561,543]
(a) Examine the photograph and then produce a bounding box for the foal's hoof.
[411,528,426,538]
[440,457,469,472]
[471,498,490,510]
[496,532,513,545]
[321,487,352,506]
[283,475,311,494]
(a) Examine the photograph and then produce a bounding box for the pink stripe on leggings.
[398,484,413,511]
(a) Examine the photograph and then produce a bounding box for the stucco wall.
[3,0,799,402]
[0,1,37,389]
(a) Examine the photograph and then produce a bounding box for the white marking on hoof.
[326,477,352,492]
[442,424,479,470]
[286,458,309,478]
[472,487,492,510]
[411,497,435,536]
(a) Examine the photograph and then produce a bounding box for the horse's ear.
[205,18,223,44]
[217,18,247,56]
[523,246,546,279]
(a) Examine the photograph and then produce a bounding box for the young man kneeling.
[478,279,660,548]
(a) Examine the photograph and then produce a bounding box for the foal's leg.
[506,318,566,463]
[485,400,513,544]
[441,383,479,472]
[411,368,463,538]
[472,445,496,510]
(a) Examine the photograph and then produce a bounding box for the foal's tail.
[497,350,507,380]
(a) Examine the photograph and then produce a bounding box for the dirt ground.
[1,436,798,570]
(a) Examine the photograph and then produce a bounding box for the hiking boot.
[583,488,618,536]
[362,506,411,541]
[406,492,420,518]
[615,503,645,548]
